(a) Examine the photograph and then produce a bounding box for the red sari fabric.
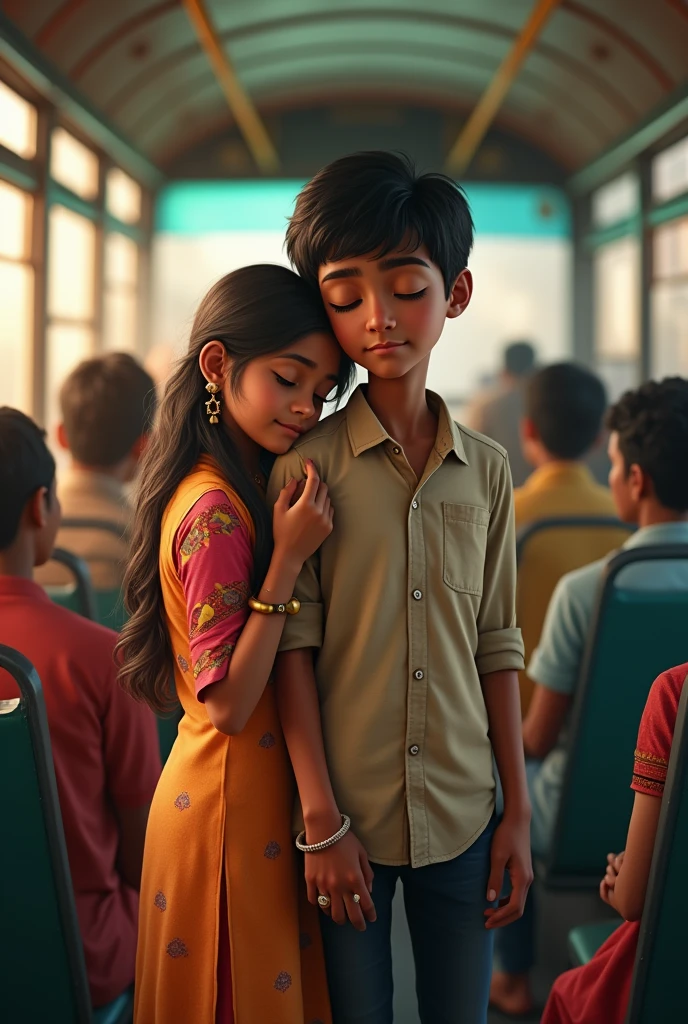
[541,662,688,1024]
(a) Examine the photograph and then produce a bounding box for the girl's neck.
[221,417,262,479]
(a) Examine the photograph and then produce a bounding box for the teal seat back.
[545,545,688,887]
[627,677,688,1022]
[0,644,91,1023]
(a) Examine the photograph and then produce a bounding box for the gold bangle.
[248,596,301,615]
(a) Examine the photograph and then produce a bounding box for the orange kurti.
[134,458,330,1024]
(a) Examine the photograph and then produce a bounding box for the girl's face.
[221,331,343,454]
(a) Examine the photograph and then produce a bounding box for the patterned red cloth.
[174,489,252,701]
[541,662,688,1024]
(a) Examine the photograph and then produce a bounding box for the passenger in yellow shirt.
[514,363,631,714]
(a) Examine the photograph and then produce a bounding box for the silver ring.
[352,893,361,904]
[317,894,331,909]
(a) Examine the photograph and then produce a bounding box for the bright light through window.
[0,180,31,260]
[0,81,36,159]
[50,127,99,200]
[0,261,33,412]
[653,136,688,204]
[592,173,639,228]
[106,168,142,224]
[48,205,96,320]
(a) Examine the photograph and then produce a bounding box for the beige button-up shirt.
[267,386,524,867]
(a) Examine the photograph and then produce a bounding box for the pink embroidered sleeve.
[174,488,254,700]
[631,665,687,797]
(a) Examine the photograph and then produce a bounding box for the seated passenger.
[515,362,629,712]
[491,376,688,1017]
[0,408,161,1009]
[463,339,536,487]
[542,661,688,1024]
[39,353,156,590]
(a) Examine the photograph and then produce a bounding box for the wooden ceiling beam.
[445,0,562,176]
[182,0,279,174]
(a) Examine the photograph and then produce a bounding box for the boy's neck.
[637,504,688,530]
[365,357,437,445]
[0,543,36,581]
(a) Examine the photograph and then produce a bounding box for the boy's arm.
[267,454,376,932]
[476,455,533,929]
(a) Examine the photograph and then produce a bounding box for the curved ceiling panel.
[2,0,687,175]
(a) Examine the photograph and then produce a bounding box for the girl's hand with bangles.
[304,829,376,932]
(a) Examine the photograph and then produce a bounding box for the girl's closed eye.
[274,372,297,387]
[329,298,362,314]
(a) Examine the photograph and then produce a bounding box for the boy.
[267,152,532,1023]
[39,352,156,589]
[491,376,688,1017]
[0,408,161,1008]
[514,362,629,712]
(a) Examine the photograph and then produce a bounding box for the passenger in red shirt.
[0,407,161,1008]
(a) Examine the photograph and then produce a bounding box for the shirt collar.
[0,576,50,602]
[345,385,468,465]
[623,521,688,549]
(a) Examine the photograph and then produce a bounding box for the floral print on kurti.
[175,490,251,698]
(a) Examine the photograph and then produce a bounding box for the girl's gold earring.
[205,382,221,424]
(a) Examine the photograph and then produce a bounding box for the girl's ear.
[199,340,229,384]
[446,269,473,320]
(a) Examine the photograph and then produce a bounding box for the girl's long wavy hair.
[116,264,354,712]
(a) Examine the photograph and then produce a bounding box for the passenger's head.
[0,408,60,567]
[58,353,156,482]
[522,362,607,467]
[504,341,536,380]
[286,151,474,381]
[606,377,688,523]
[117,264,354,713]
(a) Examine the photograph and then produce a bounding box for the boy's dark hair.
[505,341,536,377]
[526,362,607,460]
[606,377,688,511]
[286,151,474,298]
[60,353,157,467]
[0,407,56,550]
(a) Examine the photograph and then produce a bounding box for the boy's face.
[317,243,472,380]
[608,431,642,523]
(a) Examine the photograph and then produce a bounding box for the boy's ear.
[26,487,49,530]
[521,416,538,442]
[446,269,473,320]
[56,422,70,451]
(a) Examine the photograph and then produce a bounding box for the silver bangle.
[295,814,351,853]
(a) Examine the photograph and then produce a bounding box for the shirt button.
[392,446,401,455]
[409,745,420,756]
[412,589,422,600]
[414,669,424,680]
[412,500,418,509]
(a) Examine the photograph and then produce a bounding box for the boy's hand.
[483,814,533,929]
[305,831,376,932]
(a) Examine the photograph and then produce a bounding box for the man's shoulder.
[454,421,509,463]
[557,556,608,609]
[292,406,350,454]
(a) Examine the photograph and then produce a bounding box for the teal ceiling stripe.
[156,180,570,238]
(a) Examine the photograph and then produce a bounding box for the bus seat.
[0,643,133,1024]
[543,544,688,888]
[568,919,621,966]
[515,516,633,714]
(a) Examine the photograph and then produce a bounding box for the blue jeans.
[320,817,496,1024]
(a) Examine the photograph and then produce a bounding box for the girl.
[542,660,688,1023]
[116,264,355,1024]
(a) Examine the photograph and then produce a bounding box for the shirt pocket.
[442,502,490,596]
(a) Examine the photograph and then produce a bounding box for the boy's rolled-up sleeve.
[266,449,325,651]
[475,453,525,675]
